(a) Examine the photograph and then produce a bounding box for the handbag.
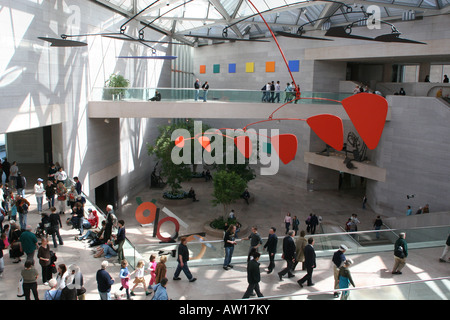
[17,277,24,297]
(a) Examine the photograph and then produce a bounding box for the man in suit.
[298,237,316,287]
[263,227,278,274]
[242,251,263,299]
[278,230,296,280]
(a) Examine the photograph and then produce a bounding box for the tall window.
[402,65,419,82]
[430,64,450,83]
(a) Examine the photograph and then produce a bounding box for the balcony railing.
[246,276,450,300]
[91,87,352,105]
[126,225,449,269]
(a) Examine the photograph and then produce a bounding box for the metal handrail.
[132,225,450,249]
[243,276,450,300]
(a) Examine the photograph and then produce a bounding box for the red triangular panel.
[306,114,344,151]
[271,134,298,165]
[175,136,185,148]
[198,136,211,152]
[234,136,252,159]
[341,93,388,149]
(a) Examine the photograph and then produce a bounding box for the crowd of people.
[353,84,383,96]
[1,160,448,301]
[261,81,300,103]
[0,159,180,300]
[406,204,430,216]
[0,161,129,300]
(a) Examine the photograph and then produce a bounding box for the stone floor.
[0,164,448,302]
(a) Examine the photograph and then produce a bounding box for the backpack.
[394,245,404,258]
[17,200,28,214]
[50,250,57,273]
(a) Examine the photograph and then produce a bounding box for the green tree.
[148,123,192,195]
[212,170,247,216]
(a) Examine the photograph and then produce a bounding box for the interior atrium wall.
[367,96,450,215]
[1,0,170,201]
[192,14,450,93]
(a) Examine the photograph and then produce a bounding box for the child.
[119,259,131,300]
[130,260,149,296]
[339,259,355,300]
[2,226,10,248]
[155,255,167,285]
[147,254,157,293]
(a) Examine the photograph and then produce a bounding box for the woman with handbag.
[37,237,52,285]
[67,186,78,209]
[55,182,67,215]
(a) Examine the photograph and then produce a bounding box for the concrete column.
[418,62,431,82]
[383,63,393,82]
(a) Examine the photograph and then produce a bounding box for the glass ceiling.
[94,0,450,46]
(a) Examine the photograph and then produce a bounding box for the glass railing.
[246,277,450,300]
[128,225,449,269]
[66,179,141,269]
[90,87,352,105]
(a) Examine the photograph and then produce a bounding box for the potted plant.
[105,73,129,100]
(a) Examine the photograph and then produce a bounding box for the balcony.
[88,87,390,120]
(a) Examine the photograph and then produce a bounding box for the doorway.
[94,177,118,211]
[338,172,366,192]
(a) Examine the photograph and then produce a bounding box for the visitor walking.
[119,259,131,300]
[392,232,408,275]
[332,244,348,298]
[173,237,197,282]
[96,260,115,300]
[147,254,157,292]
[130,259,149,296]
[19,225,38,262]
[292,215,300,235]
[263,227,278,274]
[373,215,383,240]
[152,278,169,300]
[439,234,450,262]
[278,230,296,280]
[48,207,63,248]
[284,212,292,234]
[242,251,264,299]
[309,214,319,234]
[155,255,167,285]
[274,81,281,103]
[338,259,355,300]
[293,230,307,271]
[297,237,316,288]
